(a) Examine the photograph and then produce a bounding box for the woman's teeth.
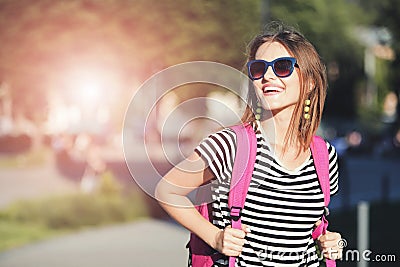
[263,87,284,93]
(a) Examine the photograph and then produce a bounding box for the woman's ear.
[308,81,315,92]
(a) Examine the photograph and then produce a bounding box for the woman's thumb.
[241,224,251,234]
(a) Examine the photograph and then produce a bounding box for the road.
[0,219,189,267]
[0,162,78,209]
[0,157,190,267]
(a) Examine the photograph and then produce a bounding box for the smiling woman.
[156,22,342,267]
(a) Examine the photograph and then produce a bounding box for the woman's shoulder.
[205,127,236,139]
[322,138,337,153]
[315,137,338,162]
[199,121,258,149]
[313,136,336,149]
[197,127,237,150]
[205,122,257,139]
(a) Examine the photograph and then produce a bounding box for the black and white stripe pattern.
[194,122,339,267]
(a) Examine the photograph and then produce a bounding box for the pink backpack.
[188,124,335,267]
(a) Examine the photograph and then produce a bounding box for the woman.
[156,23,342,266]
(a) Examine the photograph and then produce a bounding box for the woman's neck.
[259,108,306,164]
[260,107,295,147]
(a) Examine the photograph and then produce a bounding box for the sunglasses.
[247,57,298,80]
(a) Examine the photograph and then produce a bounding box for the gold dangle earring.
[255,102,262,120]
[304,99,311,120]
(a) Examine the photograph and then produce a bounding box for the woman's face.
[253,41,301,115]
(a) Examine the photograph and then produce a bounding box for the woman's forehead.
[255,41,292,60]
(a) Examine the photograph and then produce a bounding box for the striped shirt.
[193,122,339,267]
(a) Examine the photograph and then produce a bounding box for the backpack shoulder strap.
[228,124,257,219]
[310,136,336,267]
[228,123,257,267]
[310,135,330,206]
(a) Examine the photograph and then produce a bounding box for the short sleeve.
[326,141,339,196]
[194,128,237,184]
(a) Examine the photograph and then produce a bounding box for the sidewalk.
[0,219,189,267]
[0,163,78,209]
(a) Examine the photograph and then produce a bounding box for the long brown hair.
[242,22,327,153]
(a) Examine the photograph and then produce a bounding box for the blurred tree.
[0,0,261,121]
[268,0,368,120]
[5,0,394,136]
[359,0,400,128]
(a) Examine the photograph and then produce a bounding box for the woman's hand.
[315,220,343,260]
[318,231,343,260]
[215,225,250,256]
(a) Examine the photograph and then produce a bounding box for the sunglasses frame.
[247,57,298,80]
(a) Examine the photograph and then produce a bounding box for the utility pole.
[357,201,369,267]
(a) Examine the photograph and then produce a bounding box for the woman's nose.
[263,66,276,80]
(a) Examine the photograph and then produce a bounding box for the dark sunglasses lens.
[249,61,266,79]
[273,59,293,77]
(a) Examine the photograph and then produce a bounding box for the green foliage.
[0,221,61,251]
[0,148,50,168]
[3,177,146,229]
[0,172,148,251]
[361,0,400,114]
[97,170,123,196]
[269,0,367,119]
[0,0,261,85]
[0,0,263,127]
[269,0,367,59]
[375,58,392,107]
[1,0,399,131]
[3,193,140,229]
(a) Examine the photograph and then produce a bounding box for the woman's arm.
[155,151,248,256]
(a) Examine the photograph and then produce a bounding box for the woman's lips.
[262,85,284,95]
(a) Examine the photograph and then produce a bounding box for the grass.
[0,148,50,169]
[0,171,148,252]
[0,221,64,251]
